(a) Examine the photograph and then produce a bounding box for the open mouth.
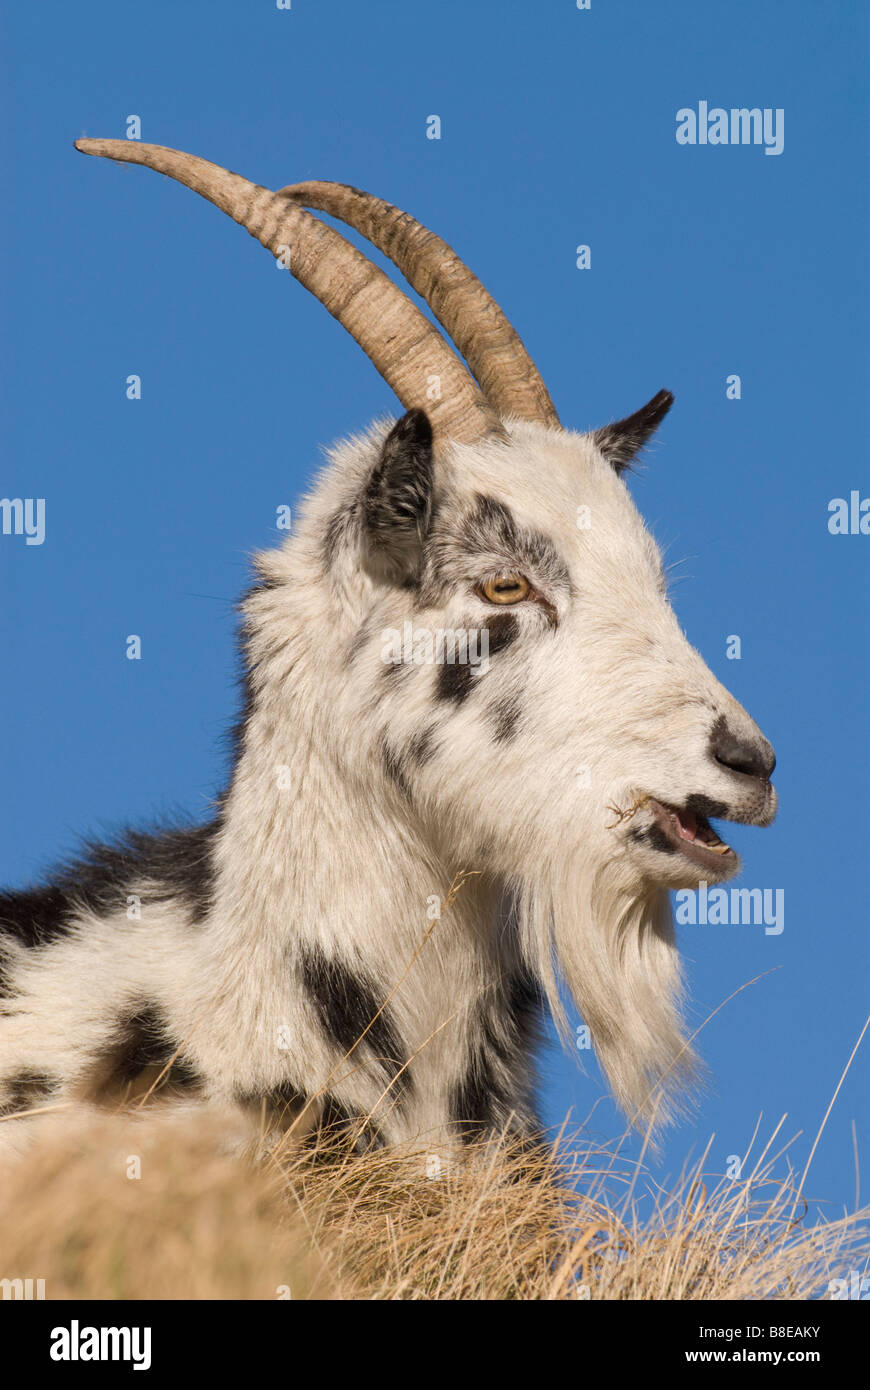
[645,797,737,871]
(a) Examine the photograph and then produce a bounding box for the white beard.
[519,854,700,1132]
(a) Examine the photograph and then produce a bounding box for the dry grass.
[0,1110,338,1300]
[0,1106,866,1300]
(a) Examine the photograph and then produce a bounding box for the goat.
[0,141,777,1161]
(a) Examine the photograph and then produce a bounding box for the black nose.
[710,716,776,781]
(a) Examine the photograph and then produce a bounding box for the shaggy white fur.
[0,412,776,1160]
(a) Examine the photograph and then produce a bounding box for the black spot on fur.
[0,822,220,950]
[95,1002,202,1097]
[236,1079,308,1131]
[490,695,523,744]
[381,739,412,799]
[684,794,729,822]
[0,884,76,951]
[435,613,517,707]
[645,824,676,855]
[236,1077,305,1108]
[450,1053,500,1139]
[317,1095,384,1154]
[418,492,569,611]
[380,724,438,800]
[382,654,411,680]
[436,659,475,705]
[300,947,411,1098]
[319,1094,354,1135]
[485,613,520,656]
[381,725,438,798]
[266,1079,306,1113]
[450,972,543,1143]
[508,972,546,1044]
[406,725,437,767]
[467,496,570,588]
[0,945,15,1002]
[0,1069,57,1117]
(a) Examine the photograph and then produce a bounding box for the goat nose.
[710,716,776,781]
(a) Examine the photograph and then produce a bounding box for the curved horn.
[277,180,560,429]
[74,140,503,445]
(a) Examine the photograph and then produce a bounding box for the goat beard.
[517,852,702,1135]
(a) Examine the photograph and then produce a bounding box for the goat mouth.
[645,797,737,870]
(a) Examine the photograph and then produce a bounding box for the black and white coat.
[0,401,777,1162]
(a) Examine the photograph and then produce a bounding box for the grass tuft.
[0,1107,866,1300]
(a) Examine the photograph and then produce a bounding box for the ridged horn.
[277,180,560,429]
[74,140,504,445]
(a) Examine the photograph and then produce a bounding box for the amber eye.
[479,572,531,605]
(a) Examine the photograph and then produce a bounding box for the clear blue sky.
[1,0,867,1223]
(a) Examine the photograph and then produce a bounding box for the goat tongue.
[675,807,732,853]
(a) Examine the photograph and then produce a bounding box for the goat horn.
[74,140,504,445]
[277,180,560,429]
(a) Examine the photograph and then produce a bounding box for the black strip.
[450,972,543,1143]
[317,1095,385,1153]
[0,1069,57,1117]
[645,824,677,855]
[490,695,522,744]
[0,821,220,949]
[436,660,475,704]
[0,945,15,1002]
[465,495,570,588]
[265,1079,306,1114]
[450,1048,502,1138]
[406,725,437,766]
[96,1002,202,1095]
[381,739,412,799]
[300,946,411,1097]
[484,613,519,655]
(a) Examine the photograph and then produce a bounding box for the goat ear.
[363,409,434,583]
[593,389,674,474]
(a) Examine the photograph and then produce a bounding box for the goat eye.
[479,572,531,605]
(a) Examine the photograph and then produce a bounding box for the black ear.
[363,409,434,582]
[593,389,674,474]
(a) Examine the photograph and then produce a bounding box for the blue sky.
[1,0,867,1222]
